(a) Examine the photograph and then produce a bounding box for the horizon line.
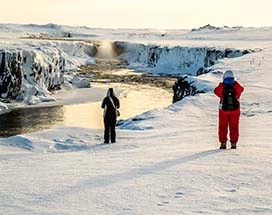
[1,22,272,31]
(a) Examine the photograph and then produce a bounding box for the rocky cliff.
[0,48,65,102]
[0,41,95,103]
[113,41,253,76]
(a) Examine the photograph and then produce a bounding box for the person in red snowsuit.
[214,70,244,149]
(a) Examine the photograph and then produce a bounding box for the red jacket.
[214,81,244,143]
[214,81,244,101]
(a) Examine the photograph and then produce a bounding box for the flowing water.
[0,84,172,138]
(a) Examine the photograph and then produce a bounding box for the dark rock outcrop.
[0,49,65,101]
[0,50,23,100]
[191,24,243,32]
[192,24,222,32]
[172,76,201,103]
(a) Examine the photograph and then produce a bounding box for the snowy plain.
[0,24,272,214]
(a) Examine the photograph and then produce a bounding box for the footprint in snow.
[157,201,169,206]
[175,192,184,198]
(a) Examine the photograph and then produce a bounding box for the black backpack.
[221,83,239,111]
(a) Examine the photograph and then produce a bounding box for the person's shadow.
[36,149,221,203]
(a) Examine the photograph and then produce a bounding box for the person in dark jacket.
[214,70,244,149]
[101,88,120,144]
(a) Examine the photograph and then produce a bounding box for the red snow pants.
[218,108,240,143]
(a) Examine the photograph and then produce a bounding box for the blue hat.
[223,70,235,84]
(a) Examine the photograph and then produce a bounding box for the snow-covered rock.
[0,41,96,103]
[114,41,253,76]
[0,48,65,101]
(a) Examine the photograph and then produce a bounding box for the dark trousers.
[104,118,116,143]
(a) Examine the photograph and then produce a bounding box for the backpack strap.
[108,96,120,117]
[108,96,116,108]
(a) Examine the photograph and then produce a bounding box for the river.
[0,83,172,138]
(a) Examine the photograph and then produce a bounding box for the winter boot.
[231,142,237,149]
[220,142,227,149]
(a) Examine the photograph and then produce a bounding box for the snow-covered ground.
[0,24,272,214]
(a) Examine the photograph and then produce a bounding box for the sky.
[1,0,272,29]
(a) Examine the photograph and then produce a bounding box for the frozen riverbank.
[0,83,172,137]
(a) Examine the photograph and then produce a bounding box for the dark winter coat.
[101,95,120,119]
[101,88,120,143]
